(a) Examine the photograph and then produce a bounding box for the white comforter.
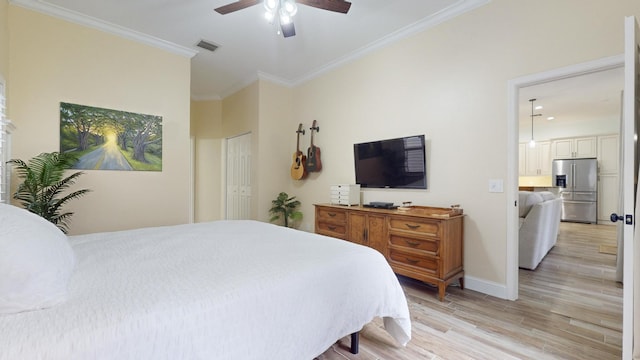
[0,220,411,359]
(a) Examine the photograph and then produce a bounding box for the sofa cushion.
[519,191,543,218]
[538,191,556,201]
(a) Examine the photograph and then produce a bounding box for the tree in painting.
[60,102,162,171]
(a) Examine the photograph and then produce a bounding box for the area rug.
[599,244,617,255]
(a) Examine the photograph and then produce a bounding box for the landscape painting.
[60,102,162,171]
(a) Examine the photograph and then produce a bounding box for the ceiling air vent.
[196,40,219,52]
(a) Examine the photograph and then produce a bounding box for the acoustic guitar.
[291,123,308,180]
[306,120,322,172]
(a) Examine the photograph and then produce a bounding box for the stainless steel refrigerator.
[552,158,598,223]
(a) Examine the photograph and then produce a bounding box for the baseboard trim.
[464,275,510,300]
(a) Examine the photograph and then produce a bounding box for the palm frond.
[268,192,302,227]
[9,152,89,233]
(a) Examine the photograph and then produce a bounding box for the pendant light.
[528,98,542,148]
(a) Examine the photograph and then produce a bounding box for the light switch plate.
[489,179,504,193]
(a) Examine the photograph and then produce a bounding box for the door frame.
[506,55,624,300]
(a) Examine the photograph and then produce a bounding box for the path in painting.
[75,141,133,170]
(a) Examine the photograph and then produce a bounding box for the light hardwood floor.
[316,222,622,360]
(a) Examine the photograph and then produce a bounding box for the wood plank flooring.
[316,222,622,360]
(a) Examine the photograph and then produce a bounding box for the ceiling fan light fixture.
[279,9,292,25]
[282,0,298,16]
[264,0,278,12]
[264,10,275,22]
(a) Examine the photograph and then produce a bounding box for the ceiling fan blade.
[297,0,351,14]
[281,22,296,38]
[214,0,260,15]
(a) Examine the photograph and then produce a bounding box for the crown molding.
[256,71,294,88]
[190,94,222,102]
[9,0,198,58]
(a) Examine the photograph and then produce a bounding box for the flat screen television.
[353,135,427,189]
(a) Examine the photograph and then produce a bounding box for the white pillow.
[0,203,75,314]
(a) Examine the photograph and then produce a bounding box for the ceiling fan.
[214,0,352,38]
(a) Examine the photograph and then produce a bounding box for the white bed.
[0,211,411,360]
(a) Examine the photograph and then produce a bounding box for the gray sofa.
[518,191,562,270]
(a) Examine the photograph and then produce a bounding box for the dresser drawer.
[389,248,438,273]
[389,217,440,237]
[389,234,439,254]
[317,222,347,238]
[314,203,463,302]
[316,208,347,223]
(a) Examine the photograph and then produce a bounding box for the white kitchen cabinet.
[598,174,619,223]
[597,134,619,223]
[522,141,551,176]
[552,136,597,159]
[597,134,619,174]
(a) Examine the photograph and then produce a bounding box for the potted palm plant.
[8,151,90,234]
[269,192,303,228]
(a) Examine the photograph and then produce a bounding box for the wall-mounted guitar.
[306,120,322,172]
[291,123,308,180]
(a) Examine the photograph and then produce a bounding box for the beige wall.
[7,0,637,295]
[256,80,294,224]
[191,1,640,293]
[190,80,294,224]
[0,0,8,81]
[277,0,640,289]
[220,82,260,219]
[191,99,223,222]
[7,6,192,235]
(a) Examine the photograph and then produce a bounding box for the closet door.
[225,133,252,220]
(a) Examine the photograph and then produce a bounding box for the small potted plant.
[269,192,303,228]
[8,151,90,234]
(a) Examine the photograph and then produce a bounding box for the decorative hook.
[310,120,319,132]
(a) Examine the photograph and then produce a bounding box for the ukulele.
[290,123,308,180]
[306,120,322,172]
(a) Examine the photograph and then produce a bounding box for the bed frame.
[350,332,359,354]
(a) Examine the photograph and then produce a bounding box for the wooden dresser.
[315,204,464,301]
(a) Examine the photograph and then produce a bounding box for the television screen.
[354,135,427,189]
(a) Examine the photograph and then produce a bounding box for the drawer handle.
[328,226,337,231]
[405,258,419,265]
[405,224,420,230]
[405,240,420,247]
[328,212,337,217]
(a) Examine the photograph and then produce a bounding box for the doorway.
[507,55,624,300]
[225,132,252,220]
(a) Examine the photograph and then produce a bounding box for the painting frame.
[59,102,162,171]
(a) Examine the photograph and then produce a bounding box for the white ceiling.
[518,67,624,132]
[11,0,489,99]
[10,0,624,122]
